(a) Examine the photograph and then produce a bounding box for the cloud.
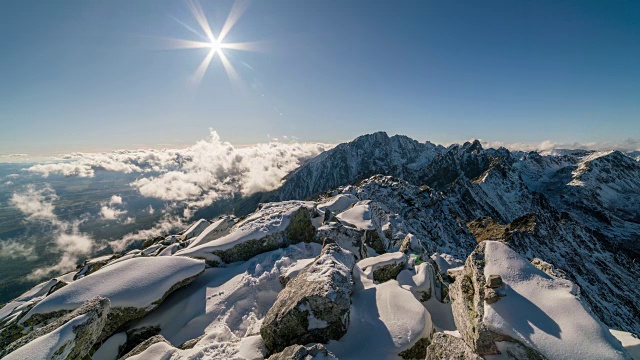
[27,225,94,280]
[478,138,640,153]
[109,195,123,205]
[0,240,37,260]
[100,206,128,220]
[10,185,58,221]
[109,214,184,252]
[25,130,332,215]
[9,185,95,279]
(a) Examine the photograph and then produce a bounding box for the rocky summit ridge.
[1,132,639,359]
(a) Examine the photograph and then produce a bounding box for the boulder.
[2,297,110,359]
[449,242,509,354]
[120,335,172,359]
[178,202,319,265]
[260,243,355,354]
[357,252,406,283]
[425,333,483,360]
[268,343,338,360]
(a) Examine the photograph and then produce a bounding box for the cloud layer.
[5,185,95,279]
[26,130,331,213]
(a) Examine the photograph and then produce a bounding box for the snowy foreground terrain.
[1,132,640,359]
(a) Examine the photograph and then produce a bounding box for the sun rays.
[163,0,261,87]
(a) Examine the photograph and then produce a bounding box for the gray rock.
[267,343,338,360]
[449,243,545,358]
[1,297,110,359]
[120,334,172,359]
[425,333,483,360]
[260,243,356,354]
[486,274,503,288]
[372,260,405,283]
[399,337,431,359]
[212,206,318,264]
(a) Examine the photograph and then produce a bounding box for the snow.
[178,201,315,258]
[335,201,375,230]
[4,313,89,360]
[0,278,58,323]
[187,216,235,249]
[610,330,640,360]
[325,279,432,358]
[430,253,464,274]
[158,243,179,256]
[22,257,204,321]
[181,219,210,240]
[397,263,456,332]
[130,243,321,349]
[92,332,127,360]
[317,194,358,214]
[482,241,629,360]
[282,258,314,281]
[125,342,177,360]
[357,252,405,278]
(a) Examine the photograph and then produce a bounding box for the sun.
[163,0,260,86]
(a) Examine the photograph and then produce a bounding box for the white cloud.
[0,240,37,260]
[25,130,332,215]
[109,215,184,252]
[109,195,123,205]
[9,185,95,279]
[10,185,58,221]
[100,205,128,220]
[478,138,640,153]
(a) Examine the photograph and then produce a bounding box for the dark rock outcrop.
[260,243,356,354]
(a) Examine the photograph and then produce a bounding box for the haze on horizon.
[1,0,639,155]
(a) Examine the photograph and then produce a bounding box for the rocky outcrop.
[1,297,110,359]
[449,243,510,355]
[267,343,338,360]
[260,243,356,354]
[120,334,172,359]
[449,243,547,358]
[424,333,483,360]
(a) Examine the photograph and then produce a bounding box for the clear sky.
[1,0,639,154]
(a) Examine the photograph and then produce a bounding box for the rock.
[449,243,547,358]
[357,252,406,283]
[120,335,172,359]
[449,242,507,354]
[399,337,431,359]
[268,343,338,360]
[424,333,483,360]
[260,243,356,354]
[74,254,119,280]
[316,222,367,260]
[179,202,319,264]
[531,258,566,278]
[486,274,503,288]
[1,297,110,359]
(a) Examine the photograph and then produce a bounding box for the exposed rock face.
[1,297,110,359]
[398,337,431,359]
[531,258,566,278]
[260,243,356,354]
[449,242,503,354]
[267,343,338,360]
[424,333,483,360]
[120,334,172,359]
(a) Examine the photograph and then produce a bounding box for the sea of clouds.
[1,131,331,279]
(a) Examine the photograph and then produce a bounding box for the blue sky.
[1,0,639,154]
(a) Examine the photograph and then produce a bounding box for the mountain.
[1,132,639,359]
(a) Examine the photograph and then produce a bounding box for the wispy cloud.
[10,185,58,221]
[7,185,95,279]
[477,138,640,153]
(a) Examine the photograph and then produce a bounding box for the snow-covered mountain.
[1,132,639,359]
